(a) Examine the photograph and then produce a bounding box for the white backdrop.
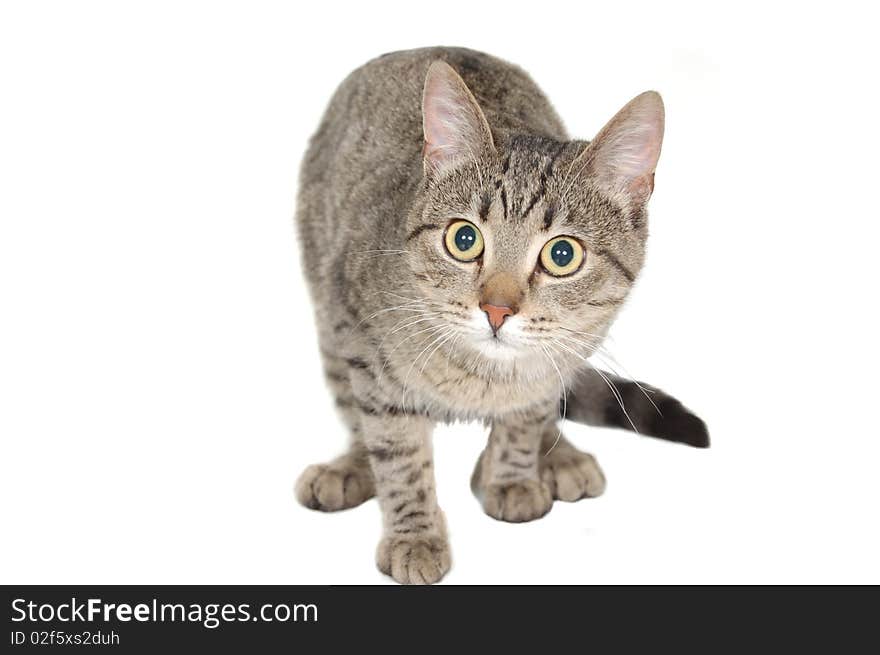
[2,1,878,584]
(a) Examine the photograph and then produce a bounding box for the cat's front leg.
[471,406,555,522]
[361,411,450,585]
[472,405,607,522]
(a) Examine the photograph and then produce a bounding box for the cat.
[294,47,708,584]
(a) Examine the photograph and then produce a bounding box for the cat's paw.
[540,448,606,501]
[481,479,553,523]
[295,460,375,512]
[376,534,451,585]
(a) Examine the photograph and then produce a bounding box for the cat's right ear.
[422,61,495,176]
[574,91,665,206]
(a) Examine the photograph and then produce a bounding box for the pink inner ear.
[628,172,655,200]
[587,91,664,198]
[625,138,660,195]
[612,125,662,179]
[423,91,471,166]
[423,97,460,160]
[421,62,493,170]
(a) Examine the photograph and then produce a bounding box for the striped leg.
[472,414,606,521]
[471,409,554,523]
[294,350,375,512]
[363,412,451,585]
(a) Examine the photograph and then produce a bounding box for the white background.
[1,1,878,584]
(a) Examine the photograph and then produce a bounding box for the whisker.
[419,327,459,375]
[347,300,426,333]
[376,323,448,385]
[560,146,598,201]
[558,334,661,417]
[551,338,639,432]
[370,290,438,306]
[390,314,445,334]
[352,249,410,254]
[445,333,463,377]
[558,326,610,341]
[558,144,583,201]
[401,327,456,411]
[384,310,440,331]
[360,251,414,260]
[539,343,566,455]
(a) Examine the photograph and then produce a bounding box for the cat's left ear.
[576,91,665,205]
[422,61,495,176]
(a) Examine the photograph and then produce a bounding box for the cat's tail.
[563,371,710,448]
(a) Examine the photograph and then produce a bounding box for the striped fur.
[293,48,707,584]
[564,371,710,448]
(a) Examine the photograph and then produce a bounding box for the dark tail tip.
[657,408,710,448]
[565,372,711,448]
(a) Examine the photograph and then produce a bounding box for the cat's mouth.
[461,309,530,360]
[473,334,522,361]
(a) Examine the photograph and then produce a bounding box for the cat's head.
[406,61,664,367]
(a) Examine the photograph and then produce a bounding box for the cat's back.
[321,47,564,141]
[298,47,566,200]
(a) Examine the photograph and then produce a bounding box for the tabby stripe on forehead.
[521,177,545,219]
[520,185,543,219]
[406,222,439,242]
[478,191,493,221]
[522,144,566,220]
[500,186,508,219]
[597,250,635,283]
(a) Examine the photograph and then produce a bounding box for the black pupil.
[454,224,477,252]
[551,240,574,268]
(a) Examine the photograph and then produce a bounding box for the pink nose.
[479,302,515,332]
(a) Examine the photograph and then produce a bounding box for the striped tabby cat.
[294,47,708,584]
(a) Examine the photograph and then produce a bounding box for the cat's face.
[408,145,646,365]
[405,62,663,368]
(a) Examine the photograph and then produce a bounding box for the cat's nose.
[479,271,523,333]
[479,302,515,332]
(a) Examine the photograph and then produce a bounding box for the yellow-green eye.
[540,236,585,276]
[444,220,484,261]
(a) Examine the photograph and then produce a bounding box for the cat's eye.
[444,220,484,262]
[539,236,585,277]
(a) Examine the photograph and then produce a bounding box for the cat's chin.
[471,335,526,362]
